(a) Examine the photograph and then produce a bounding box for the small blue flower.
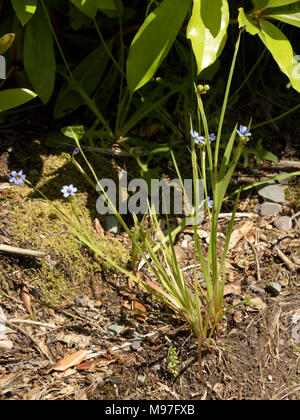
[9,170,26,186]
[61,184,78,198]
[208,133,216,143]
[190,130,216,145]
[73,147,80,155]
[207,197,213,209]
[190,130,205,145]
[237,125,251,138]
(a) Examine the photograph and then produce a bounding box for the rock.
[75,295,90,307]
[111,376,122,385]
[105,215,118,234]
[260,177,276,186]
[130,340,142,351]
[258,185,285,203]
[277,172,291,185]
[183,234,193,242]
[256,202,282,216]
[181,239,189,248]
[138,375,147,384]
[108,324,125,335]
[273,216,292,232]
[174,245,187,262]
[265,282,281,297]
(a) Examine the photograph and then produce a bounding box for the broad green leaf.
[54,43,111,118]
[259,19,300,92]
[267,0,300,7]
[266,11,300,27]
[97,0,118,11]
[70,0,98,19]
[238,8,260,35]
[126,0,192,92]
[11,0,37,26]
[0,33,15,54]
[0,88,37,112]
[187,0,229,75]
[24,3,56,104]
[251,0,268,8]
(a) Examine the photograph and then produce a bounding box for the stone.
[174,245,187,262]
[256,202,282,216]
[138,375,147,384]
[259,177,276,186]
[111,376,122,385]
[258,185,285,203]
[105,215,118,234]
[75,295,90,307]
[130,340,142,351]
[265,282,281,297]
[183,234,193,242]
[108,324,125,335]
[277,172,291,185]
[273,216,292,232]
[181,239,189,248]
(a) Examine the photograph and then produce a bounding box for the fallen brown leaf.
[229,221,253,249]
[224,279,242,296]
[132,300,147,323]
[21,287,33,314]
[51,350,89,372]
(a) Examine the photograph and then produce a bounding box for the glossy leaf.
[238,8,260,35]
[259,19,300,92]
[24,3,56,104]
[187,0,229,75]
[0,33,15,54]
[126,0,192,92]
[267,0,300,7]
[0,89,37,112]
[266,3,300,27]
[11,0,37,26]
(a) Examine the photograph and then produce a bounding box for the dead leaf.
[77,357,116,372]
[21,287,33,314]
[95,218,104,238]
[132,300,147,323]
[224,279,242,296]
[51,350,89,372]
[229,221,253,249]
[247,296,266,311]
[233,310,243,323]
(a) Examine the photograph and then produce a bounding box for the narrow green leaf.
[187,0,229,74]
[0,88,37,112]
[0,33,15,54]
[259,19,300,92]
[24,3,56,104]
[238,8,260,35]
[268,12,300,27]
[126,0,192,92]
[11,0,37,26]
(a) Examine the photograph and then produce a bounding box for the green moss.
[6,153,129,305]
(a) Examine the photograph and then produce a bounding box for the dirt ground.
[0,114,299,401]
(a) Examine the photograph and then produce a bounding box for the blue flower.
[207,197,213,209]
[73,147,80,155]
[237,125,251,138]
[9,170,26,186]
[190,130,216,145]
[208,133,216,143]
[61,184,78,198]
[190,130,205,145]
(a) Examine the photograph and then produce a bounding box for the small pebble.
[267,375,273,382]
[111,376,122,385]
[138,375,147,384]
[265,282,281,297]
[277,173,291,185]
[181,239,189,248]
[108,324,125,335]
[130,340,142,351]
[256,202,282,217]
[258,185,285,203]
[105,215,118,234]
[75,295,90,307]
[273,216,292,232]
